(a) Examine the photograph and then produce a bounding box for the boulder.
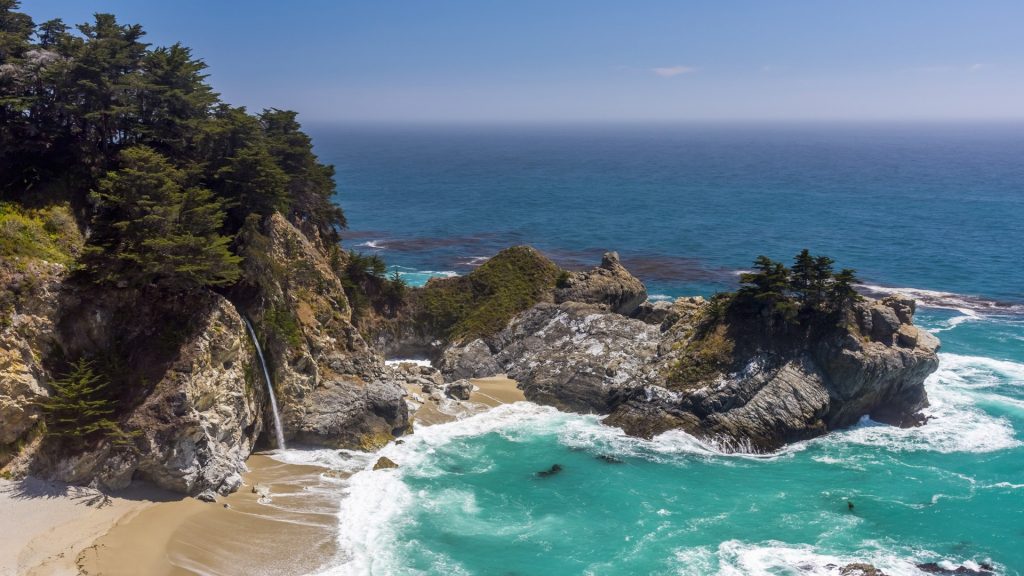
[438,338,501,380]
[869,304,902,343]
[554,251,648,316]
[445,379,474,401]
[372,456,399,470]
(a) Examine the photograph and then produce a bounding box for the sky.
[18,0,1024,123]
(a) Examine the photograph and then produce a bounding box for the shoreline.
[3,375,525,575]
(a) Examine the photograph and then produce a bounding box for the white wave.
[857,283,1024,317]
[683,539,997,576]
[458,255,491,267]
[934,353,1024,387]
[269,448,378,476]
[396,269,459,279]
[648,293,675,302]
[821,361,1021,454]
[385,358,433,368]
[355,240,385,249]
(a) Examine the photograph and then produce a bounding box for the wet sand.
[79,455,341,576]
[404,374,526,426]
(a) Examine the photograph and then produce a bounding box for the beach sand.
[0,477,172,576]
[4,376,524,575]
[404,374,526,426]
[79,455,341,576]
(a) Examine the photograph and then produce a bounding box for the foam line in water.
[857,283,1024,317]
[676,540,1000,576]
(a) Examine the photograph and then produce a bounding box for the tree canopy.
[0,2,344,293]
[734,249,863,332]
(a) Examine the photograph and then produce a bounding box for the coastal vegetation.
[667,250,863,389]
[413,246,561,340]
[0,1,342,295]
[0,1,359,455]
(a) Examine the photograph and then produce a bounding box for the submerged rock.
[536,464,563,478]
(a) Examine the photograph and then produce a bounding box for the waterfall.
[242,317,287,450]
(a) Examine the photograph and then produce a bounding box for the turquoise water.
[294,123,1023,575]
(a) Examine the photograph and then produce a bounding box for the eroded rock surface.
[444,280,940,451]
[554,251,647,316]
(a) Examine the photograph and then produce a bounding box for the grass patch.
[0,203,81,265]
[667,322,735,390]
[414,246,562,341]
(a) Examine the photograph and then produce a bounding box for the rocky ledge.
[438,251,940,452]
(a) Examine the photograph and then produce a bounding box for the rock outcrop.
[235,213,409,450]
[442,264,940,451]
[554,251,647,316]
[25,295,263,495]
[1,212,411,494]
[0,259,65,457]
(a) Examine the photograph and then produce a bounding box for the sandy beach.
[3,375,524,575]
[0,477,174,576]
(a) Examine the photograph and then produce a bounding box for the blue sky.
[19,0,1024,122]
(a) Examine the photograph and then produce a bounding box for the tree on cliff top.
[84,146,241,292]
[0,2,346,259]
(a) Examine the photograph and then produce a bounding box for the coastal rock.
[840,563,888,576]
[438,338,501,380]
[373,456,399,470]
[238,213,410,450]
[554,251,648,316]
[445,379,474,401]
[444,266,939,451]
[43,296,263,495]
[868,303,902,344]
[491,301,662,412]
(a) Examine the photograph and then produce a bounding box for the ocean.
[285,123,1024,575]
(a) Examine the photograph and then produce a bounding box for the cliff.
[0,211,408,494]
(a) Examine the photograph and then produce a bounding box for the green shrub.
[667,323,735,390]
[415,246,562,341]
[0,203,80,265]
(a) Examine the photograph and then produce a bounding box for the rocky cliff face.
[235,213,409,450]
[37,296,262,494]
[441,257,940,452]
[1,212,409,493]
[0,259,65,458]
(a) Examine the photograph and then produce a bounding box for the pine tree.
[738,255,798,329]
[38,358,128,446]
[85,145,241,292]
[829,268,862,311]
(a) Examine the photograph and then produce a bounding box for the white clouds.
[651,65,696,78]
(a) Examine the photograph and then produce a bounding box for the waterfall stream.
[242,317,287,450]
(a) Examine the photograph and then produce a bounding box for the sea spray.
[243,317,287,450]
